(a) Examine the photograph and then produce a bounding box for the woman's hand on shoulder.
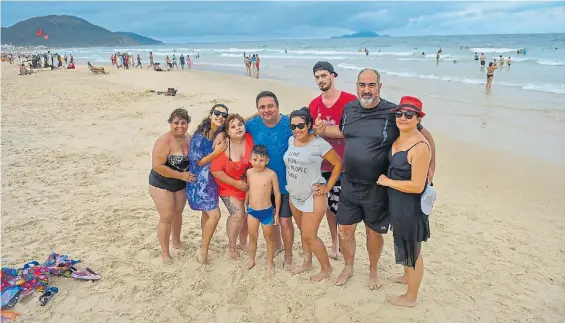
[213,139,228,155]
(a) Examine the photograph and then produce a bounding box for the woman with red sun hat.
[377,96,432,307]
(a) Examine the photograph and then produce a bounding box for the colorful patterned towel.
[1,252,80,308]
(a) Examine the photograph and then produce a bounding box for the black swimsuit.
[149,155,189,192]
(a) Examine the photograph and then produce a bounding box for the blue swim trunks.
[247,206,274,225]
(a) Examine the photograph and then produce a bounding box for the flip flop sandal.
[71,268,101,281]
[5,288,23,309]
[39,287,58,306]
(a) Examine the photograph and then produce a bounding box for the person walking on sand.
[210,114,252,259]
[148,52,154,69]
[187,55,193,70]
[245,91,294,269]
[244,56,251,76]
[187,104,229,264]
[316,69,435,289]
[286,108,343,282]
[486,62,497,88]
[136,54,142,68]
[377,96,432,307]
[309,61,357,259]
[255,55,261,79]
[245,144,281,274]
[149,109,196,263]
[180,54,185,70]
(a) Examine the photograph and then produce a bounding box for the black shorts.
[480,61,486,66]
[271,193,292,218]
[322,172,341,214]
[336,176,389,234]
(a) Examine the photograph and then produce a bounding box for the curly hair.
[167,108,191,123]
[195,104,228,136]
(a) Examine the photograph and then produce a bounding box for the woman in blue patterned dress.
[187,104,229,264]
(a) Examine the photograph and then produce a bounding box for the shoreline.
[90,59,565,165]
[2,63,564,322]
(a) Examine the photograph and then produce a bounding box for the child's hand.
[274,214,280,225]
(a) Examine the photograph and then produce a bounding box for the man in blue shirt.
[245,91,294,269]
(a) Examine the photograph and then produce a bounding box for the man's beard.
[320,80,332,92]
[359,96,378,108]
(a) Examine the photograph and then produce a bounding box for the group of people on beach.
[148,61,437,307]
[5,51,75,72]
[110,52,197,72]
[243,53,260,78]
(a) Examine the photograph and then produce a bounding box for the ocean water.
[52,33,565,95]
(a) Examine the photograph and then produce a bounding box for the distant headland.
[331,31,390,39]
[1,15,164,47]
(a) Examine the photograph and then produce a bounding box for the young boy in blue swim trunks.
[244,144,281,274]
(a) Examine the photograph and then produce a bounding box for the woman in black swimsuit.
[486,62,497,88]
[377,96,431,307]
[149,108,196,263]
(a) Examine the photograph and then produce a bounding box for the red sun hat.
[394,96,425,117]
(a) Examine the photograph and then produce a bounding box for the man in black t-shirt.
[316,68,435,289]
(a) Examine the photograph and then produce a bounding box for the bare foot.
[247,260,256,270]
[311,267,333,282]
[283,255,294,271]
[387,294,417,307]
[291,262,313,276]
[196,251,208,265]
[392,275,408,284]
[368,271,383,290]
[228,247,240,260]
[161,253,172,263]
[172,240,183,249]
[267,263,275,275]
[335,265,354,286]
[237,244,249,253]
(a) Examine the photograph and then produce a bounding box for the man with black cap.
[316,68,436,290]
[308,61,356,260]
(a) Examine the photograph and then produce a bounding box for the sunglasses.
[212,110,228,118]
[394,110,418,119]
[290,123,307,130]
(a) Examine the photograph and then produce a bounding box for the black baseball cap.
[313,61,337,77]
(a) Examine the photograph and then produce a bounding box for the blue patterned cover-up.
[186,132,219,211]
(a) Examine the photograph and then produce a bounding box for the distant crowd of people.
[110,51,199,72]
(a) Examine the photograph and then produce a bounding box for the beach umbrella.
[36,29,43,36]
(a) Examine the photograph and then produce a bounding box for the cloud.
[1,1,564,42]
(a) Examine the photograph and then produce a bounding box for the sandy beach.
[1,63,565,323]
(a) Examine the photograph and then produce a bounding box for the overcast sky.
[2,1,564,42]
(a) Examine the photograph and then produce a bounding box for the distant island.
[332,31,390,39]
[1,15,164,47]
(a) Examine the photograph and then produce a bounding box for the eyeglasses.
[290,123,307,130]
[212,110,228,118]
[394,110,417,119]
